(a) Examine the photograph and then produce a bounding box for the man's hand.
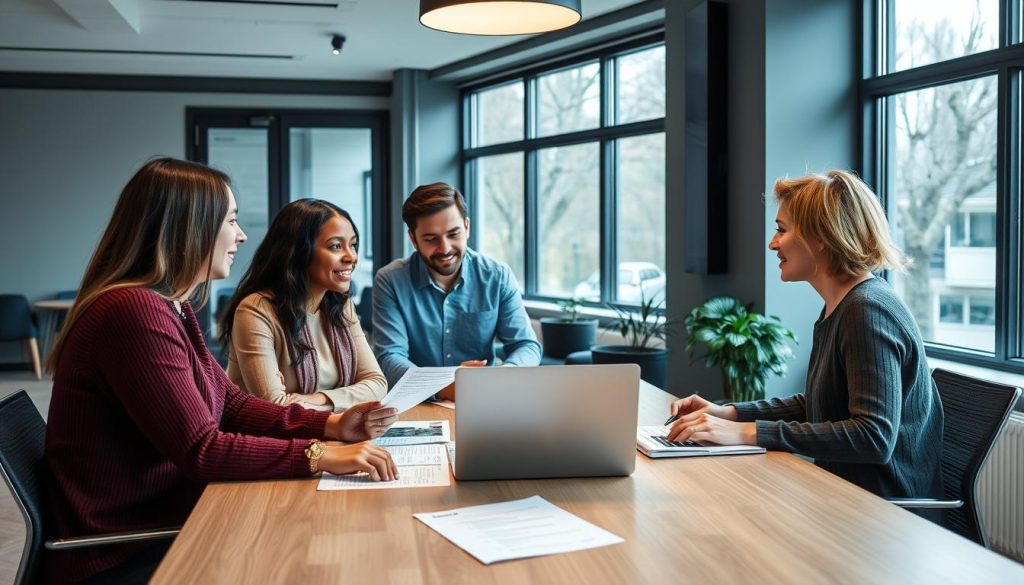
[435,360,486,402]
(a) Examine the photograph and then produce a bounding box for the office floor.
[0,370,53,585]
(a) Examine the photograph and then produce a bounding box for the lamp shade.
[419,0,582,35]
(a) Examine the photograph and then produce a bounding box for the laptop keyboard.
[652,435,700,448]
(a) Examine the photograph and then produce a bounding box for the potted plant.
[591,292,673,389]
[540,298,599,359]
[683,296,797,403]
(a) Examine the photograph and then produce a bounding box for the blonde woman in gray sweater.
[667,170,943,500]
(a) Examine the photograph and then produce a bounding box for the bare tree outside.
[472,46,666,304]
[889,0,998,348]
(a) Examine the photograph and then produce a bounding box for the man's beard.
[424,250,463,276]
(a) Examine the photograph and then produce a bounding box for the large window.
[865,0,1022,370]
[464,36,666,307]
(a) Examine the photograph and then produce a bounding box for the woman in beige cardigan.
[221,199,386,411]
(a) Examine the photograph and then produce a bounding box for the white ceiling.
[0,0,643,81]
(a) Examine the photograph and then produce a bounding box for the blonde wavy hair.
[46,157,231,373]
[773,170,909,277]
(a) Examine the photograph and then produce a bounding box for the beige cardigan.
[227,292,387,410]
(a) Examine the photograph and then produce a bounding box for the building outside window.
[464,37,666,308]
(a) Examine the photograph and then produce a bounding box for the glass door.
[187,108,388,358]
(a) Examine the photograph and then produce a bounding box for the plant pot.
[590,345,667,389]
[540,317,598,358]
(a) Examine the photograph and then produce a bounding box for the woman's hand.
[320,442,398,481]
[286,392,332,408]
[668,393,738,421]
[666,411,756,446]
[325,401,398,442]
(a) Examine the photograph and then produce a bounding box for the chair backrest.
[933,368,1022,546]
[0,390,49,585]
[356,285,373,333]
[54,290,77,300]
[0,294,35,341]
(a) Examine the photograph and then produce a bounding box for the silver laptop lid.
[454,364,640,481]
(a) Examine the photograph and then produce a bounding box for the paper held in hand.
[380,366,458,414]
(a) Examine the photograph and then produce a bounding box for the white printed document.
[381,367,458,413]
[386,444,448,466]
[316,444,451,491]
[636,426,767,458]
[413,495,624,564]
[374,420,450,446]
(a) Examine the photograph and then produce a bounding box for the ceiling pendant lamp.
[419,0,582,35]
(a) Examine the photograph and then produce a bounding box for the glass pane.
[537,62,600,137]
[939,295,964,324]
[969,212,996,246]
[207,128,268,338]
[289,127,375,301]
[889,76,997,353]
[474,81,524,147]
[476,153,525,288]
[616,133,666,306]
[892,0,998,72]
[616,45,666,124]
[538,143,600,298]
[969,295,995,325]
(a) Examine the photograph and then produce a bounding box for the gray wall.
[0,88,387,362]
[762,0,858,397]
[388,69,460,259]
[664,0,857,399]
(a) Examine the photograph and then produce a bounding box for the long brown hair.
[46,157,231,372]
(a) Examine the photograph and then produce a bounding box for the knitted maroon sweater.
[44,288,331,584]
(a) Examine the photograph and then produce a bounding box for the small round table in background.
[33,298,74,359]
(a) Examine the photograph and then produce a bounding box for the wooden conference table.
[151,383,1024,584]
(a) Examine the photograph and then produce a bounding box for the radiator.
[977,412,1024,563]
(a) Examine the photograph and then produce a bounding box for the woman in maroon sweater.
[44,158,398,584]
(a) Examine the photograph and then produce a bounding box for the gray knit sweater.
[734,278,944,499]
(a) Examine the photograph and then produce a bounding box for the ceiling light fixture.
[330,34,345,55]
[419,0,581,36]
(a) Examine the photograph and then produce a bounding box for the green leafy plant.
[683,296,796,402]
[557,298,584,322]
[606,291,675,350]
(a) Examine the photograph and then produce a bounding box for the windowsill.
[927,357,1024,389]
[523,299,621,323]
[927,357,1024,414]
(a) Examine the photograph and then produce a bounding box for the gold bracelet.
[305,439,326,474]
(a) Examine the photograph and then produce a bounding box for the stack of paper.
[317,443,451,491]
[374,420,450,446]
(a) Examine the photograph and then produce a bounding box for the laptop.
[636,426,766,458]
[453,364,640,481]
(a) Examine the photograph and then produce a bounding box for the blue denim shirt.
[372,248,542,387]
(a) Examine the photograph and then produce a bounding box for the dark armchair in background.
[0,295,41,380]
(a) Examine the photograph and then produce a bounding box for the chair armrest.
[45,527,180,550]
[886,498,963,509]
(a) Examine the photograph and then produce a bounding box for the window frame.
[862,0,1024,373]
[461,31,666,310]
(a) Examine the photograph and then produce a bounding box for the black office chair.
[888,368,1021,546]
[0,390,179,585]
[356,285,373,333]
[0,294,41,380]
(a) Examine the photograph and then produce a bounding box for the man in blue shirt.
[373,182,542,400]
